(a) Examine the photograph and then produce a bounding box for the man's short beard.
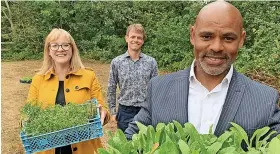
[197,53,233,76]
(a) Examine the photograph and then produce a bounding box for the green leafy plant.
[20,76,32,83]
[98,121,280,154]
[21,101,97,136]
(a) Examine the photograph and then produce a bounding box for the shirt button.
[65,75,70,79]
[65,88,70,93]
[75,86,79,90]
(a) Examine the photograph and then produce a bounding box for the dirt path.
[1,60,117,154]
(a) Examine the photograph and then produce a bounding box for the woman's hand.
[98,104,107,125]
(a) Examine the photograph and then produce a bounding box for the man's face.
[125,30,144,52]
[190,13,245,76]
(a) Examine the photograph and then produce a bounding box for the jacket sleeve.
[150,58,158,78]
[90,71,110,125]
[107,60,118,115]
[26,75,40,103]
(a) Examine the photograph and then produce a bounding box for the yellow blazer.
[26,68,110,154]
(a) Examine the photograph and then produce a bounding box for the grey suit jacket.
[125,67,280,139]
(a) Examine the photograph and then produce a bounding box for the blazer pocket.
[74,85,90,91]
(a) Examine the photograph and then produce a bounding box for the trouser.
[116,104,141,132]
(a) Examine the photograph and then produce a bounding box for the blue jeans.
[116,104,141,132]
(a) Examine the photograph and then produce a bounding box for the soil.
[1,60,117,154]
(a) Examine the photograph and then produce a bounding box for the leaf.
[107,130,114,138]
[230,122,249,146]
[258,130,276,149]
[97,148,110,154]
[155,124,166,144]
[152,149,160,154]
[108,129,132,152]
[106,144,122,154]
[184,123,206,152]
[206,142,223,154]
[166,123,175,133]
[166,123,178,142]
[275,39,280,48]
[156,123,165,132]
[209,124,214,134]
[136,121,148,134]
[246,149,262,154]
[147,125,155,142]
[191,149,200,154]
[189,141,200,152]
[249,126,270,148]
[184,123,201,143]
[173,120,185,139]
[217,131,232,144]
[116,129,128,142]
[144,126,156,152]
[201,134,217,146]
[150,142,159,154]
[277,134,280,140]
[139,133,146,150]
[217,147,236,154]
[131,136,140,151]
[267,137,280,154]
[178,139,191,154]
[158,135,179,154]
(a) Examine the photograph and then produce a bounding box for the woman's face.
[48,35,73,66]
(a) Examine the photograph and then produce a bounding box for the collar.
[123,51,144,59]
[43,68,83,80]
[189,60,233,85]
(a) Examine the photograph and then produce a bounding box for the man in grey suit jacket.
[125,1,280,140]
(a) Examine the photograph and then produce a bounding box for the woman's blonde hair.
[37,28,84,75]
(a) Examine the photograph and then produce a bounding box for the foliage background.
[1,1,280,92]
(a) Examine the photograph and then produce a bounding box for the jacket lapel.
[184,68,191,122]
[214,69,245,136]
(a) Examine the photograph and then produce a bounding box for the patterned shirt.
[107,51,158,115]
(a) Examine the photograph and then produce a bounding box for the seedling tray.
[20,99,103,154]
[20,77,32,84]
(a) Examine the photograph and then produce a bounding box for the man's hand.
[98,104,107,125]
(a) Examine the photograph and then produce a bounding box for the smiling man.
[107,24,158,132]
[125,1,280,146]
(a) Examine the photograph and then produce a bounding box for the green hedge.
[1,1,279,77]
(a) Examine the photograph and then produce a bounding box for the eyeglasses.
[49,43,71,51]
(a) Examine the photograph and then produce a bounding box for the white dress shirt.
[188,60,233,134]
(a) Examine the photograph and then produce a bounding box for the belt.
[119,104,141,110]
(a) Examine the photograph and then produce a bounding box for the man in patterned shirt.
[107,24,158,132]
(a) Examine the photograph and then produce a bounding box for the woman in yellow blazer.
[27,28,110,154]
